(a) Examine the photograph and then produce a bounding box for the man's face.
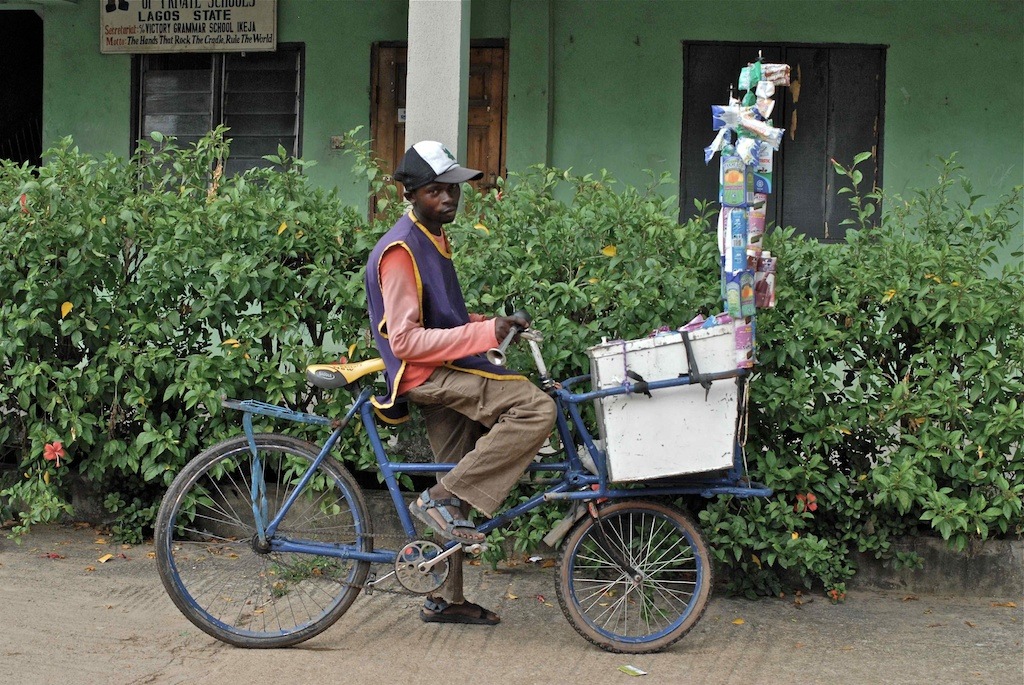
[408,182,461,227]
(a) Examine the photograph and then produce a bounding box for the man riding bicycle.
[364,140,557,625]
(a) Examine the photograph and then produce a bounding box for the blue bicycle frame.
[227,367,770,565]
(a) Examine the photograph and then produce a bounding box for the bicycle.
[154,323,770,653]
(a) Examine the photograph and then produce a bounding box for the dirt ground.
[1,523,1022,685]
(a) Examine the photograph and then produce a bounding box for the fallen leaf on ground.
[73,522,91,529]
[794,642,805,649]
[146,552,156,559]
[97,553,114,563]
[964,621,976,628]
[991,601,1017,608]
[732,618,745,625]
[506,593,518,600]
[94,538,107,545]
[617,665,646,676]
[926,623,945,628]
[902,595,918,602]
[536,594,545,602]
[117,553,129,560]
[40,552,65,559]
[542,559,556,568]
[84,566,96,572]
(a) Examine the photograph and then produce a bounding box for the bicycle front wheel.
[556,500,712,653]
[155,433,372,648]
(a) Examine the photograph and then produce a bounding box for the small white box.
[587,327,739,481]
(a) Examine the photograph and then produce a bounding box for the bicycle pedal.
[461,542,488,556]
[364,572,377,595]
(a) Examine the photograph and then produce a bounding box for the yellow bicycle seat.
[305,358,385,389]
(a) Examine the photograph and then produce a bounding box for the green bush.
[0,129,374,540]
[2,130,1020,603]
[699,154,1023,598]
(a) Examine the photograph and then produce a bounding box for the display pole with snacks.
[704,55,789,369]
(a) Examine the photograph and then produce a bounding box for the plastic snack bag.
[761,63,791,86]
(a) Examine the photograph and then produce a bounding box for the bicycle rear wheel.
[155,433,371,648]
[555,500,712,653]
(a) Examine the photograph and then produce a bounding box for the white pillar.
[405,0,471,160]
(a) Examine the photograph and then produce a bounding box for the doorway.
[0,11,44,166]
[370,42,508,194]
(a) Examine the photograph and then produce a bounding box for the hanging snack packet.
[720,153,747,206]
[734,318,756,368]
[739,112,784,150]
[725,271,743,318]
[711,102,742,130]
[755,253,777,308]
[761,63,791,86]
[753,146,773,194]
[738,62,762,92]
[729,208,748,272]
[704,127,731,164]
[740,271,756,317]
[748,193,768,248]
[736,138,760,166]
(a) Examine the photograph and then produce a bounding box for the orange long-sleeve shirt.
[378,228,499,395]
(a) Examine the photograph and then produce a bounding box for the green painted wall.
[28,0,1024,216]
[42,4,132,158]
[276,0,408,199]
[548,0,1023,205]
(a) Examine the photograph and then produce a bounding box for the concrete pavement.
[0,523,1021,685]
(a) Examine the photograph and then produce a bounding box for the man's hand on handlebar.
[494,314,530,343]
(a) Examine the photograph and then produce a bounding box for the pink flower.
[44,441,65,467]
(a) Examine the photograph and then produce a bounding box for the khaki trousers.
[404,366,557,518]
[405,366,556,604]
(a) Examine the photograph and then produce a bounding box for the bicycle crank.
[392,540,490,594]
[394,540,451,593]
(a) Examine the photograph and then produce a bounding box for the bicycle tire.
[155,433,372,648]
[555,500,712,653]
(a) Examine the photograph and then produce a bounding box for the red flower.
[44,441,65,467]
[794,492,818,513]
[19,193,28,214]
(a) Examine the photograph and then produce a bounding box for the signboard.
[100,0,277,54]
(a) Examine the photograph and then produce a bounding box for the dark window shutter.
[681,42,885,242]
[222,47,303,175]
[134,46,304,175]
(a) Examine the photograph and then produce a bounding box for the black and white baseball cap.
[394,141,483,191]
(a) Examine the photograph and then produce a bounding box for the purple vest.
[365,211,521,418]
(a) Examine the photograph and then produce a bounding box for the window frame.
[130,43,305,171]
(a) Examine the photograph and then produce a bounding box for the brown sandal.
[420,598,500,625]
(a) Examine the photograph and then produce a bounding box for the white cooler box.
[587,326,739,482]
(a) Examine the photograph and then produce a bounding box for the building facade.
[1,0,1021,241]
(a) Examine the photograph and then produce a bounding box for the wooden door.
[371,44,507,195]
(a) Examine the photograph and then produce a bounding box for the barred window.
[132,45,303,175]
